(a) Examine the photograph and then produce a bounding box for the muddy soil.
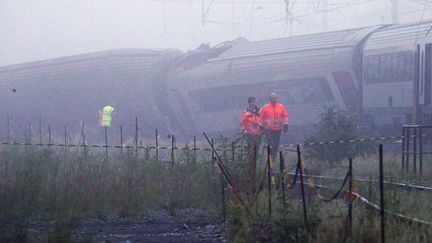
[1,209,227,243]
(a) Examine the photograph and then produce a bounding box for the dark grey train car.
[166,28,376,141]
[0,49,181,142]
[362,20,432,133]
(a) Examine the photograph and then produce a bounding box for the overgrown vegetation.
[1,137,432,242]
[305,105,375,164]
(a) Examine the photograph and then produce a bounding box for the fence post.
[413,127,417,174]
[48,125,51,152]
[39,117,42,147]
[297,145,308,231]
[220,172,226,224]
[171,135,175,168]
[401,126,405,173]
[231,141,235,163]
[64,126,67,160]
[155,129,159,161]
[82,121,87,154]
[406,128,410,173]
[193,135,197,164]
[120,125,123,156]
[348,158,353,236]
[135,116,138,157]
[279,151,286,209]
[7,113,10,144]
[104,126,108,160]
[211,138,214,161]
[253,144,257,194]
[29,122,32,145]
[379,144,385,243]
[267,145,272,219]
[419,126,423,176]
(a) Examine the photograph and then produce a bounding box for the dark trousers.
[244,134,261,195]
[265,130,282,160]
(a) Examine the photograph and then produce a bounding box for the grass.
[2,141,432,242]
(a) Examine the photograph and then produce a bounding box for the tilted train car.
[166,27,379,141]
[0,49,181,143]
[167,20,432,141]
[362,21,432,133]
[2,20,432,143]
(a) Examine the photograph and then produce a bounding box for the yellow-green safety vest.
[102,105,114,127]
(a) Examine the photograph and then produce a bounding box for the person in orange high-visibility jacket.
[240,96,261,146]
[259,92,289,160]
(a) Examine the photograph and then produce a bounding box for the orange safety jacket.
[240,110,261,135]
[259,102,289,131]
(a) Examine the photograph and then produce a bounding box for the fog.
[1,0,432,66]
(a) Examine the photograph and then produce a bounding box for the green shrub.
[305,105,374,164]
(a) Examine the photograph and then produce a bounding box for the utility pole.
[231,0,235,37]
[202,0,205,25]
[162,0,167,35]
[321,0,328,32]
[284,0,294,36]
[391,0,399,24]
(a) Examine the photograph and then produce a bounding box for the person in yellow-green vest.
[100,105,114,127]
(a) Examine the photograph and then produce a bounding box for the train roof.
[364,19,432,51]
[0,49,181,81]
[208,27,374,63]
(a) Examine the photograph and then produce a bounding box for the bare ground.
[1,209,227,243]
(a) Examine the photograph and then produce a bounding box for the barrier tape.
[356,193,432,226]
[0,134,424,152]
[281,134,423,147]
[289,173,432,192]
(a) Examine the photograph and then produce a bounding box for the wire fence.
[202,133,432,242]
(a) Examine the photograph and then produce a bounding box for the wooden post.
[419,126,423,176]
[413,127,417,174]
[267,145,272,219]
[64,126,67,160]
[211,138,214,161]
[104,126,108,160]
[297,145,308,231]
[401,126,405,173]
[280,151,286,208]
[29,122,32,145]
[406,128,410,173]
[155,129,159,161]
[193,135,197,164]
[253,144,257,194]
[39,117,42,147]
[7,113,10,143]
[379,144,385,243]
[81,121,87,154]
[120,125,123,156]
[231,141,235,163]
[220,173,226,224]
[135,116,138,156]
[48,125,51,152]
[171,135,175,167]
[348,158,353,235]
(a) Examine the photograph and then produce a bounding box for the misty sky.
[1,0,432,66]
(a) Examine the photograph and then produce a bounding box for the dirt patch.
[1,209,227,242]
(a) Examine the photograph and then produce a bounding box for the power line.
[414,0,430,44]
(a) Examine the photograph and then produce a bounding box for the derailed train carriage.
[0,49,181,141]
[1,20,432,143]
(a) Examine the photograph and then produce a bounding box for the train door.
[421,43,432,123]
[424,44,432,105]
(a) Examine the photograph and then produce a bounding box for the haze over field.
[1,0,432,66]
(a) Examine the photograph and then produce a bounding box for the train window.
[364,51,415,84]
[188,77,335,113]
[398,53,405,80]
[404,51,414,81]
